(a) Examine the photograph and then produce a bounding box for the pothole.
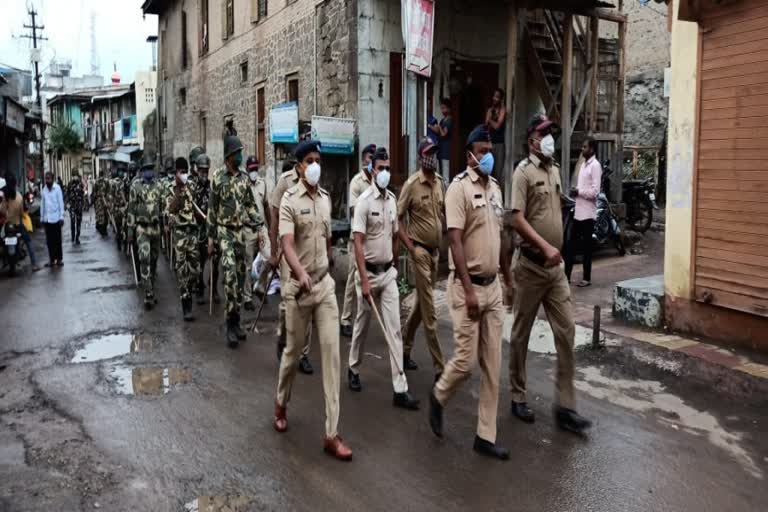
[71,334,153,363]
[83,284,135,294]
[109,365,191,396]
[184,496,254,512]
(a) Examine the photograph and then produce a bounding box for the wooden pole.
[614,19,627,203]
[560,14,574,191]
[589,16,599,133]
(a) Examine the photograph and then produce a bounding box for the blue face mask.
[472,152,495,176]
[367,161,373,173]
[142,169,155,182]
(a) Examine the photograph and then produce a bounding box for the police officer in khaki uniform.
[508,114,592,434]
[273,140,352,461]
[397,138,446,376]
[347,147,419,410]
[269,157,313,373]
[429,125,512,460]
[243,156,271,309]
[339,143,376,338]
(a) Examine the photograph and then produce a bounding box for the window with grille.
[200,0,209,54]
[227,0,234,37]
[258,0,267,20]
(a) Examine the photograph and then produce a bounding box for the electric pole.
[21,6,48,178]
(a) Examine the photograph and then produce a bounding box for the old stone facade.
[148,0,356,196]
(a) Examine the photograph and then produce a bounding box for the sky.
[0,0,157,83]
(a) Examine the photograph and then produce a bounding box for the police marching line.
[96,114,591,463]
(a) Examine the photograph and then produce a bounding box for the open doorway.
[448,60,499,179]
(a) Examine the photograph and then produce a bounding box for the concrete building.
[143,0,627,222]
[0,64,41,185]
[665,0,768,352]
[46,92,94,183]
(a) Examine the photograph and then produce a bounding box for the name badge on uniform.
[474,194,482,198]
[421,195,429,200]
[535,181,545,186]
[300,208,310,214]
[372,211,380,216]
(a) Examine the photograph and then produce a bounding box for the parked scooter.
[1,223,27,276]
[623,177,658,233]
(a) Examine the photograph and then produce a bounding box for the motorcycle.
[1,224,27,276]
[623,177,658,233]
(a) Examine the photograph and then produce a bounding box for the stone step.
[613,275,664,328]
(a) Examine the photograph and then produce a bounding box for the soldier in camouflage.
[194,153,220,305]
[93,171,111,236]
[160,156,176,257]
[207,135,263,347]
[65,170,85,245]
[109,167,128,251]
[167,157,205,321]
[127,150,164,310]
[189,146,205,178]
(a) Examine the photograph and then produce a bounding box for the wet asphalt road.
[1,216,767,512]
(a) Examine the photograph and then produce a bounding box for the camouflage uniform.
[194,171,220,302]
[127,177,164,305]
[244,173,271,304]
[207,165,262,318]
[166,179,201,310]
[65,176,85,243]
[93,175,110,235]
[110,174,128,250]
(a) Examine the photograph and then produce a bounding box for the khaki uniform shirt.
[269,167,301,211]
[352,184,398,265]
[445,167,503,276]
[279,181,332,278]
[249,176,270,222]
[511,154,563,252]
[349,168,372,209]
[397,169,445,249]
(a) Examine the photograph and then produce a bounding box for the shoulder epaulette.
[489,175,499,183]
[359,187,374,200]
[453,171,468,182]
[319,186,330,196]
[386,189,396,200]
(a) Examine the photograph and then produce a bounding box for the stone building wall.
[155,0,356,189]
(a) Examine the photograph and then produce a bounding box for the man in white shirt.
[40,172,65,267]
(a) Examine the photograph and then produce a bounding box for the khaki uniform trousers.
[278,255,311,356]
[348,267,408,393]
[340,240,357,327]
[276,273,341,437]
[243,225,271,303]
[435,275,504,443]
[404,245,445,374]
[508,252,576,409]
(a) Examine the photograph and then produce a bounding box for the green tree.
[48,122,81,157]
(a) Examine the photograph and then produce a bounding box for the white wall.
[134,70,158,149]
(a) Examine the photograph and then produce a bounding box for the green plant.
[48,122,81,155]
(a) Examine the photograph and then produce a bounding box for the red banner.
[404,0,435,78]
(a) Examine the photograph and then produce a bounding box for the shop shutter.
[694,0,768,315]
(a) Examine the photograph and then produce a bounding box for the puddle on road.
[184,495,253,512]
[109,365,191,396]
[83,284,135,294]
[502,317,594,354]
[86,267,111,272]
[71,333,153,363]
[576,365,763,480]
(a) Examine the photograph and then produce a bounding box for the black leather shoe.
[340,324,353,338]
[232,316,246,340]
[403,354,418,371]
[473,436,510,460]
[298,356,314,375]
[511,401,535,423]
[348,369,362,392]
[144,298,154,311]
[182,298,194,322]
[244,300,255,311]
[429,390,443,438]
[555,407,592,434]
[196,291,206,305]
[393,391,420,410]
[226,320,239,349]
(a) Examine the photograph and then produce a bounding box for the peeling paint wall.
[664,2,699,301]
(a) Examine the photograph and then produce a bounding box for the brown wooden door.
[390,52,405,188]
[449,60,499,179]
[694,0,768,316]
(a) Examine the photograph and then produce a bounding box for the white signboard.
[4,99,26,133]
[270,102,299,144]
[311,116,356,154]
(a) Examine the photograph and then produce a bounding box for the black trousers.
[565,218,595,282]
[44,222,63,263]
[69,209,82,242]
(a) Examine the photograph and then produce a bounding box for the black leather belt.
[414,241,437,253]
[467,274,497,287]
[521,248,547,267]
[365,261,393,274]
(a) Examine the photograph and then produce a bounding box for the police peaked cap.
[466,124,491,147]
[294,140,322,161]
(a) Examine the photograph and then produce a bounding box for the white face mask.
[375,170,391,189]
[248,171,258,182]
[179,173,189,184]
[305,162,321,186]
[540,134,556,158]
